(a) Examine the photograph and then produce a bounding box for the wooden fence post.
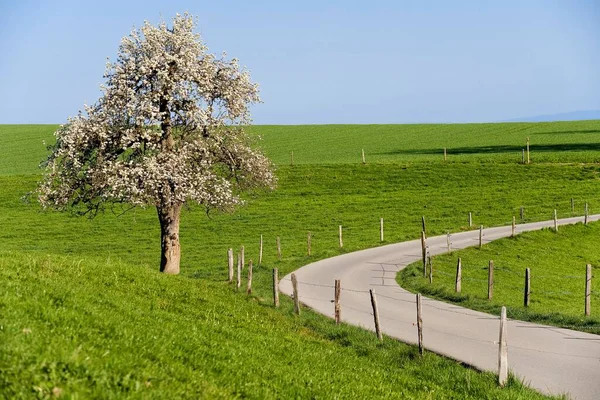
[259,235,263,265]
[247,260,253,295]
[272,268,280,307]
[228,248,233,283]
[444,147,447,161]
[526,137,530,164]
[291,273,300,315]
[422,216,426,236]
[498,306,508,386]
[369,289,383,341]
[236,253,241,290]
[520,206,524,221]
[277,236,281,260]
[339,225,343,248]
[380,218,384,242]
[421,231,427,276]
[524,268,530,307]
[571,198,575,215]
[447,232,451,253]
[307,232,312,256]
[585,264,592,316]
[290,151,294,166]
[416,293,423,356]
[554,209,558,232]
[455,258,462,293]
[334,279,341,324]
[511,216,516,237]
[585,203,589,225]
[361,149,366,164]
[521,148,525,164]
[488,260,494,300]
[479,224,484,247]
[469,212,472,227]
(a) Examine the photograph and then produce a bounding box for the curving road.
[280,215,600,400]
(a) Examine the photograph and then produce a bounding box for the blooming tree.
[38,14,275,274]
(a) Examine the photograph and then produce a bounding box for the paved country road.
[280,215,600,400]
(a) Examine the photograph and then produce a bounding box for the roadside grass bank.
[0,251,551,399]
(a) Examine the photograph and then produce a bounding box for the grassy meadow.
[3,121,600,398]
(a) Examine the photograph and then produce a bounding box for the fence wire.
[235,206,600,368]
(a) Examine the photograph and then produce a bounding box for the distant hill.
[506,110,600,122]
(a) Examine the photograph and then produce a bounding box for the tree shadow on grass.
[534,129,600,135]
[377,143,600,156]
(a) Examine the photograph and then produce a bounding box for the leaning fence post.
[469,212,472,227]
[585,203,589,225]
[585,264,592,316]
[511,216,516,237]
[416,293,423,356]
[291,273,300,315]
[422,216,427,237]
[228,248,234,283]
[272,268,279,307]
[339,225,343,248]
[488,260,494,300]
[334,279,341,324]
[361,148,366,164]
[455,258,462,293]
[369,289,383,341]
[247,260,253,295]
[554,209,558,232]
[421,231,427,276]
[479,225,483,248]
[380,218,384,242]
[498,306,508,386]
[524,268,531,307]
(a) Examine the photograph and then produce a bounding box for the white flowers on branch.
[38,14,275,274]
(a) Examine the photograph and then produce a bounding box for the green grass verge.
[0,252,547,399]
[397,222,600,334]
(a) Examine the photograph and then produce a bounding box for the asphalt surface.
[280,215,600,400]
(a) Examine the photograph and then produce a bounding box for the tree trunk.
[157,204,182,274]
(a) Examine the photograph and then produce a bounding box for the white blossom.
[39,13,275,216]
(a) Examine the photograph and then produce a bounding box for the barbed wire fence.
[222,195,600,386]
[276,276,600,387]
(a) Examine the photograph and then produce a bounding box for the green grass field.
[249,122,600,165]
[4,121,600,398]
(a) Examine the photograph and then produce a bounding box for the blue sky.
[1,0,599,124]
